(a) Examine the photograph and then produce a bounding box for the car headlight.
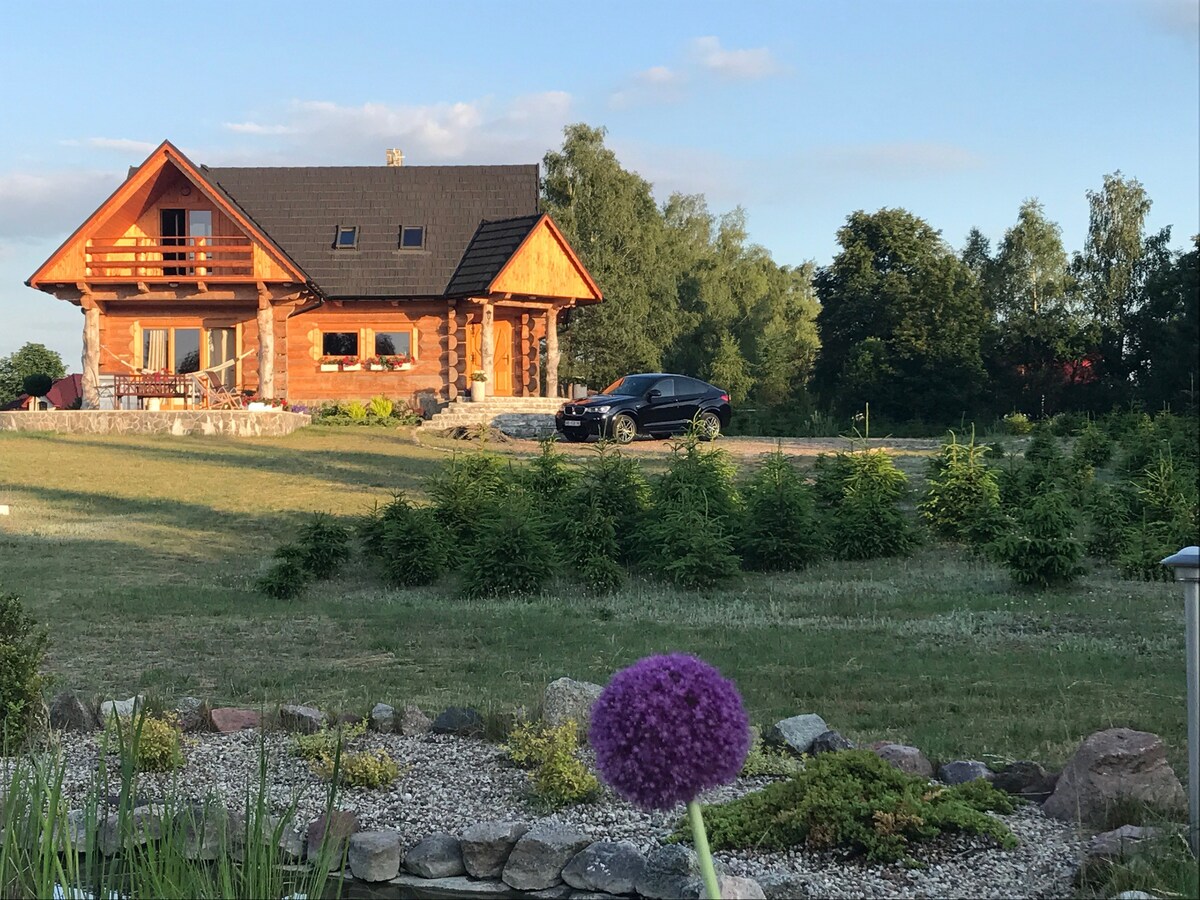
[591,405,611,414]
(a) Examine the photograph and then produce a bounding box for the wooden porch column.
[480,300,494,398]
[80,292,101,409]
[256,288,275,399]
[545,306,559,399]
[446,301,460,401]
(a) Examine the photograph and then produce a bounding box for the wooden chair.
[189,372,244,410]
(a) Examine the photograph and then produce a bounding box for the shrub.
[297,512,351,579]
[256,558,308,599]
[368,395,394,419]
[919,431,1001,544]
[1114,448,1199,579]
[990,490,1084,587]
[362,493,451,588]
[570,444,650,564]
[815,449,915,560]
[20,373,52,398]
[740,728,804,778]
[429,452,517,544]
[1072,423,1114,469]
[1049,411,1088,437]
[521,438,578,514]
[564,505,626,595]
[1085,483,1131,561]
[643,502,741,590]
[107,713,185,773]
[292,721,367,762]
[0,593,47,744]
[345,400,368,421]
[458,498,557,599]
[312,747,401,789]
[1002,412,1033,435]
[678,750,1017,864]
[739,448,824,571]
[505,720,601,809]
[653,435,742,531]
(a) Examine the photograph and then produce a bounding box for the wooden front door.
[466,320,514,396]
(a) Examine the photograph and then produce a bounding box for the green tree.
[541,124,680,386]
[983,200,1094,414]
[0,343,67,406]
[813,208,987,421]
[1072,172,1163,403]
[1128,235,1200,412]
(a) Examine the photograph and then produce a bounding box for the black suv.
[555,373,732,444]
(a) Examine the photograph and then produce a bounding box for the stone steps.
[424,399,561,438]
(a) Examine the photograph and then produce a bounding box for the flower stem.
[687,799,721,900]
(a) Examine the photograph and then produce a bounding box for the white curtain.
[144,329,168,372]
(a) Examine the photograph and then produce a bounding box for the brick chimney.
[385,148,405,167]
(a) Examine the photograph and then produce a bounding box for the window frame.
[398,225,426,251]
[333,225,359,250]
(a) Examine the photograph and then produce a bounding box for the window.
[375,331,412,358]
[651,377,675,398]
[334,226,359,249]
[141,326,204,374]
[322,332,359,356]
[399,225,425,250]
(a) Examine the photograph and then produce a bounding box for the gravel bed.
[27,731,1085,898]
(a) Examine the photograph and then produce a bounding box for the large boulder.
[938,760,994,785]
[305,810,360,863]
[99,805,164,856]
[541,677,603,733]
[766,714,828,755]
[176,697,211,732]
[210,707,261,733]
[99,695,144,722]
[809,730,855,755]
[561,841,646,894]
[992,760,1059,803]
[405,833,466,879]
[1042,728,1186,828]
[431,707,483,737]
[1086,824,1160,861]
[369,703,395,733]
[49,692,99,732]
[399,703,433,736]
[680,875,767,899]
[871,742,933,778]
[502,823,591,890]
[635,844,724,900]
[349,830,403,882]
[279,704,325,734]
[460,820,530,879]
[178,802,232,861]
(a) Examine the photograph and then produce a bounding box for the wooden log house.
[26,141,602,410]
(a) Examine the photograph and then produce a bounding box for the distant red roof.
[2,373,83,410]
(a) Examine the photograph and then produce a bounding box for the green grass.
[0,427,1190,776]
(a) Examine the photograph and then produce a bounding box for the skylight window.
[400,225,425,250]
[334,226,359,249]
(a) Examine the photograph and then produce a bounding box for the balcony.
[85,236,254,282]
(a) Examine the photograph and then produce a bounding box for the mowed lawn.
[0,427,1189,775]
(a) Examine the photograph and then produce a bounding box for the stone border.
[0,409,311,437]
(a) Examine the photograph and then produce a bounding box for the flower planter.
[342,364,362,372]
[319,364,339,372]
[471,381,486,402]
[368,365,386,371]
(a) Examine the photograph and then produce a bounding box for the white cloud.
[1144,0,1199,41]
[690,36,782,80]
[638,65,681,87]
[0,169,120,240]
[79,137,158,154]
[609,64,688,109]
[213,92,573,166]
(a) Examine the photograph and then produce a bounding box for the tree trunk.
[81,302,101,409]
[257,301,275,399]
[545,307,559,399]
[480,301,494,398]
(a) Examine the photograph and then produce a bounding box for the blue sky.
[1,0,1196,362]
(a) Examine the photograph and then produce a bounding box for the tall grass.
[0,719,342,900]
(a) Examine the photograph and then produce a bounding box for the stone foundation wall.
[0,410,311,437]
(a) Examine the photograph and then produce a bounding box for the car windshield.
[601,375,659,397]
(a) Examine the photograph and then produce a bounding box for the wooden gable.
[489,216,602,303]
[28,141,305,290]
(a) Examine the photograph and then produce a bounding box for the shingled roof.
[202,164,539,298]
[444,214,544,297]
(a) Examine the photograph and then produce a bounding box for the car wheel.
[698,410,721,441]
[610,413,637,444]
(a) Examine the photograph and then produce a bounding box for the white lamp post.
[1161,545,1199,857]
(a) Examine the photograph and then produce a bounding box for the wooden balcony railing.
[85,236,254,281]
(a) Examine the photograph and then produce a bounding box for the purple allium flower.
[589,653,751,810]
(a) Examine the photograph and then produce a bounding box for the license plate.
[564,420,581,427]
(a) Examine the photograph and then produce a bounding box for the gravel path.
[31,730,1087,899]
